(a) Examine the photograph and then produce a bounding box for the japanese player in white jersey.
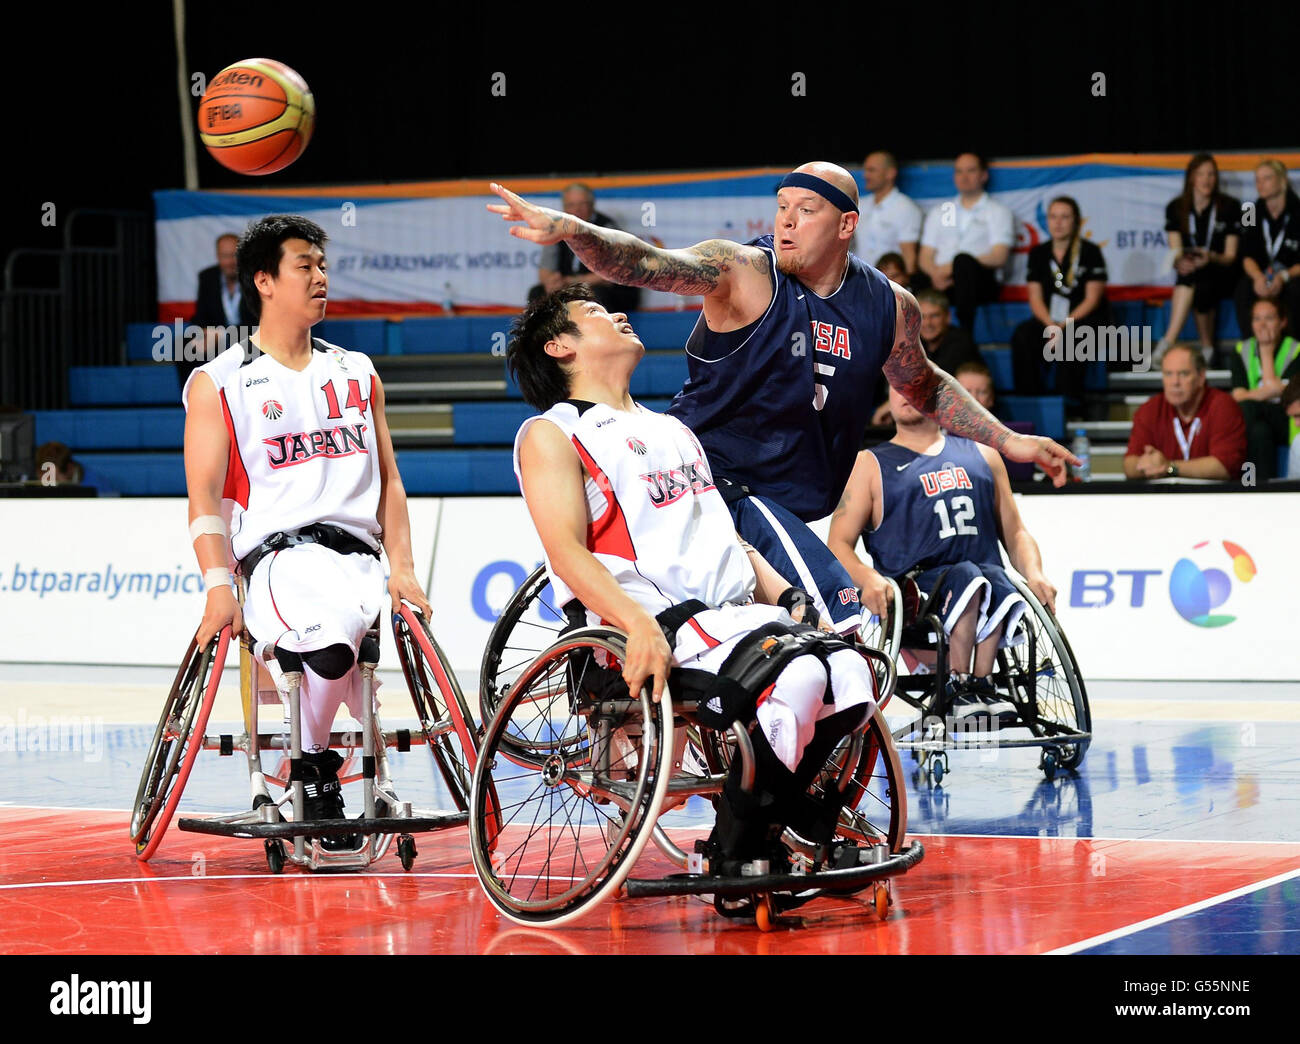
[183,215,430,842]
[509,285,879,874]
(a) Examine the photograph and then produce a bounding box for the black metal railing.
[0,209,155,411]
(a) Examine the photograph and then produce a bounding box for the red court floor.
[3,806,1296,955]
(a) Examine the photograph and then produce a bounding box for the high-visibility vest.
[1235,336,1300,443]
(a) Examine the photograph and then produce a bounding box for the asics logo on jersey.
[641,459,715,508]
[919,465,973,497]
[810,320,852,359]
[264,423,369,469]
[246,376,270,387]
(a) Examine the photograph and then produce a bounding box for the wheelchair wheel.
[394,605,499,832]
[1000,575,1091,770]
[478,564,567,727]
[818,704,907,854]
[468,627,674,927]
[131,627,231,861]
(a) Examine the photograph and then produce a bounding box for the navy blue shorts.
[914,561,1027,646]
[727,493,861,635]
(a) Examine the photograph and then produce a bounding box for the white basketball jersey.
[513,401,755,617]
[182,338,382,562]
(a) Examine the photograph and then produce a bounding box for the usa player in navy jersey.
[826,385,1058,709]
[488,165,1075,641]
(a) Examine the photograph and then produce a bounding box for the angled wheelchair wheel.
[478,564,568,727]
[1000,575,1091,770]
[131,627,231,861]
[469,627,674,927]
[394,605,499,834]
[814,703,907,855]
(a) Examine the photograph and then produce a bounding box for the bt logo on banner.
[1069,539,1256,627]
[471,560,558,623]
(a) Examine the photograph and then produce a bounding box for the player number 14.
[934,496,978,539]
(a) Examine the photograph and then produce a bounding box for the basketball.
[198,58,315,175]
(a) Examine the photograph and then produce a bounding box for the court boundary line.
[1046,866,1300,954]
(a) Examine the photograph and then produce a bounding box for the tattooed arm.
[487,183,772,323]
[881,284,1077,486]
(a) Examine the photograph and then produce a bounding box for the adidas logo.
[706,696,721,713]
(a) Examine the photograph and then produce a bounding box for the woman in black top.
[1160,153,1240,360]
[1011,195,1109,418]
[1234,159,1300,347]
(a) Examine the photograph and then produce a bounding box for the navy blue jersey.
[667,235,896,521]
[866,435,1002,577]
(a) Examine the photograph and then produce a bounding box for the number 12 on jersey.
[321,379,370,419]
[934,495,978,539]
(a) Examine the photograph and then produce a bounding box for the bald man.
[489,163,1074,637]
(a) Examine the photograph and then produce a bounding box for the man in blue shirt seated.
[826,386,1057,711]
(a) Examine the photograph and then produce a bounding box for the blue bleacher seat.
[625,311,700,350]
[999,395,1065,441]
[398,317,472,354]
[984,347,1013,391]
[395,450,519,495]
[315,319,389,355]
[34,408,185,450]
[74,453,186,495]
[69,366,180,407]
[126,322,160,362]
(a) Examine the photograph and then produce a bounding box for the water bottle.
[1071,428,1091,483]
[442,282,454,315]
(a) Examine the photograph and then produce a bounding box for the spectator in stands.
[858,152,924,284]
[870,289,982,425]
[874,251,908,289]
[1124,345,1246,481]
[34,441,117,495]
[531,183,639,316]
[186,232,257,390]
[955,360,1035,481]
[1157,154,1241,363]
[1010,195,1109,419]
[1234,160,1300,344]
[1229,297,1299,480]
[1283,379,1300,478]
[919,153,1015,334]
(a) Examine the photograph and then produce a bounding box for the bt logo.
[471,560,557,623]
[1069,540,1256,627]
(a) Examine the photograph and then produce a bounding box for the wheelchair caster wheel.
[1041,749,1058,782]
[265,839,286,874]
[754,894,776,933]
[873,882,890,921]
[397,834,417,872]
[930,754,946,784]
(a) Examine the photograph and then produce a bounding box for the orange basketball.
[198,59,315,175]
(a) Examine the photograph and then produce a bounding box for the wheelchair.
[859,568,1092,784]
[130,590,498,873]
[469,566,923,930]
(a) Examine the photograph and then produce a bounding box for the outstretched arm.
[881,284,1078,486]
[487,182,769,300]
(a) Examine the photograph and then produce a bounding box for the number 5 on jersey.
[321,378,370,419]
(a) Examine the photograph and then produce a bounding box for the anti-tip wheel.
[265,839,286,874]
[1041,748,1059,782]
[398,834,417,871]
[873,882,890,920]
[755,894,776,933]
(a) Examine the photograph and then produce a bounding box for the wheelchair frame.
[470,577,923,929]
[864,572,1092,784]
[130,594,496,873]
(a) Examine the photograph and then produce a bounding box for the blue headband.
[778,172,859,214]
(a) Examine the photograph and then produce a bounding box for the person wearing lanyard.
[1235,159,1300,345]
[1010,196,1109,419]
[1158,154,1241,363]
[1229,297,1300,480]
[1124,345,1246,481]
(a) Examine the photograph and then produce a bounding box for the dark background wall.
[4,1,1292,263]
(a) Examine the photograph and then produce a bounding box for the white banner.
[155,159,1300,318]
[2,495,1296,681]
